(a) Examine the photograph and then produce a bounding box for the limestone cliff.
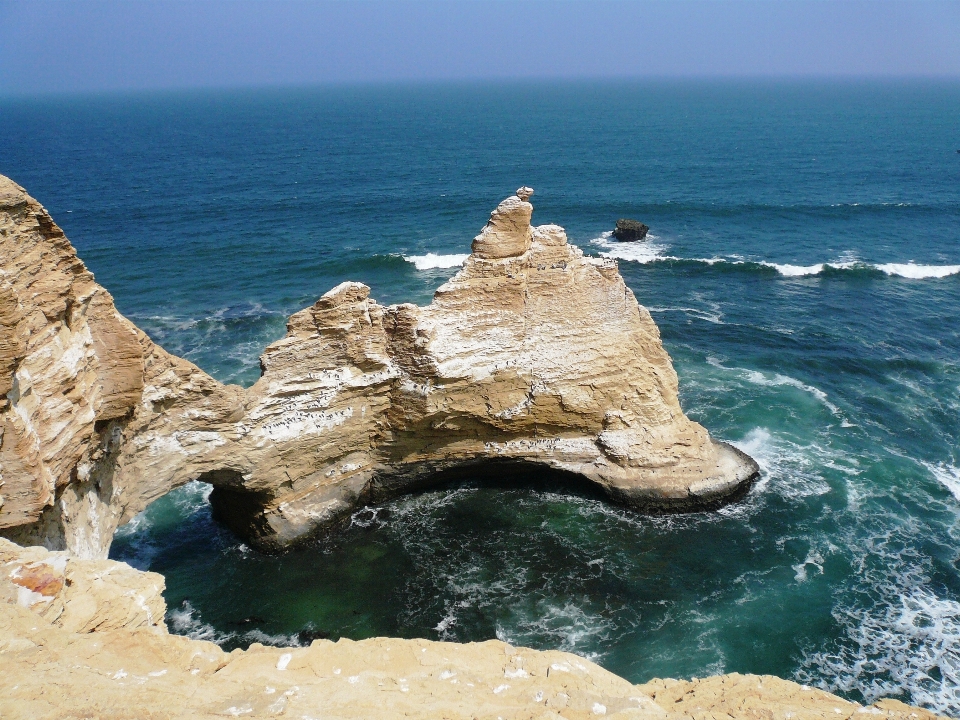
[0,175,757,555]
[0,538,944,720]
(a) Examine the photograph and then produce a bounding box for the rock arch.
[0,176,758,557]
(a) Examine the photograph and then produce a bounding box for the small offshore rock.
[613,218,649,242]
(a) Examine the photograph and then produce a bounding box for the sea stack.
[0,176,758,556]
[613,218,649,241]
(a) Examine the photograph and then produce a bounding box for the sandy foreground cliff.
[0,175,756,556]
[0,538,945,720]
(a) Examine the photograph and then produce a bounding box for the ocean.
[2,79,959,714]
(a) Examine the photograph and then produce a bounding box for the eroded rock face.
[0,537,165,633]
[0,174,757,555]
[0,539,944,720]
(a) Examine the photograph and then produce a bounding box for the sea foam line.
[587,236,960,279]
[768,261,960,279]
[706,358,846,420]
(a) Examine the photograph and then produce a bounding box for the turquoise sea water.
[2,80,960,714]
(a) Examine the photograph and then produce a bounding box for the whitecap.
[403,253,469,270]
[756,258,959,280]
[793,548,826,582]
[494,602,613,660]
[242,628,302,648]
[923,462,960,502]
[877,263,960,279]
[733,428,832,500]
[590,232,670,264]
[767,262,827,277]
[762,259,865,277]
[647,305,724,324]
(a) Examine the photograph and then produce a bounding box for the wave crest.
[585,237,960,280]
[403,253,469,270]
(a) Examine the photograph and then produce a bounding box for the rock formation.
[0,176,941,720]
[0,538,945,720]
[613,219,649,242]
[0,175,757,555]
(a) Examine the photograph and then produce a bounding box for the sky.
[2,0,960,94]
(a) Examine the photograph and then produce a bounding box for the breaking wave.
[403,252,469,270]
[591,231,670,264]
[587,237,960,280]
[924,462,960,502]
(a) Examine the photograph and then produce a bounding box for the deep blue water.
[2,80,960,714]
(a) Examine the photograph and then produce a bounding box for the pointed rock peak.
[317,281,370,308]
[0,175,28,210]
[471,187,534,260]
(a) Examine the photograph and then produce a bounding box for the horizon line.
[4,73,960,100]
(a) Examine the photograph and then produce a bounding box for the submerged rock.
[0,176,757,556]
[613,218,649,241]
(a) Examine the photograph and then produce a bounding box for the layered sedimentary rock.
[0,174,757,555]
[0,539,944,720]
[0,175,245,557]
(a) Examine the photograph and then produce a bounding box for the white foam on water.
[494,602,613,661]
[584,243,959,280]
[759,258,869,276]
[798,584,960,716]
[242,628,303,648]
[590,232,670,264]
[403,253,469,270]
[877,263,960,279]
[706,358,845,420]
[112,513,161,571]
[767,262,829,277]
[168,600,236,645]
[734,258,960,279]
[647,305,724,324]
[923,462,960,502]
[168,600,305,650]
[733,428,833,500]
[113,481,214,571]
[173,480,214,512]
[793,548,826,583]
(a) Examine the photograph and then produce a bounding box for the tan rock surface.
[0,174,757,555]
[0,539,944,720]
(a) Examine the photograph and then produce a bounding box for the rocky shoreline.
[0,538,945,719]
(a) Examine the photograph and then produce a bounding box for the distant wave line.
[590,239,960,279]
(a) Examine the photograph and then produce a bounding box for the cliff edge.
[0,539,944,720]
[0,175,756,555]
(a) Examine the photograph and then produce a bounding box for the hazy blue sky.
[2,0,959,94]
